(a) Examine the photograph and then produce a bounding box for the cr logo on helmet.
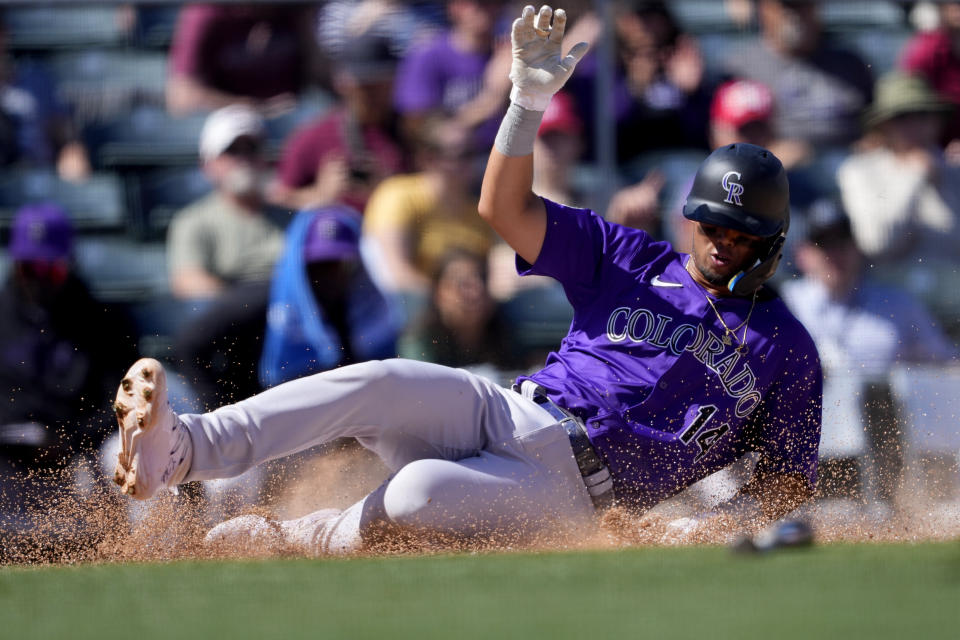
[722,171,744,206]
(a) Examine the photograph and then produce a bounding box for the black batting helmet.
[682,143,790,295]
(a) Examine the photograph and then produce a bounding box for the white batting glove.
[509,5,589,112]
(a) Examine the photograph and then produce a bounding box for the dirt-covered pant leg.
[178,358,596,547]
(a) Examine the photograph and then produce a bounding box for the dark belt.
[514,383,616,511]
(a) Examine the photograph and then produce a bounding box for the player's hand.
[509,5,589,112]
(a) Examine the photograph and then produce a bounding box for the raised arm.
[478,5,588,266]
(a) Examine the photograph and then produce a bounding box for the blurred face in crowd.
[206,134,268,202]
[880,112,944,152]
[758,0,821,56]
[616,8,676,92]
[307,258,358,310]
[422,122,477,184]
[942,3,960,32]
[14,258,70,305]
[432,146,477,192]
[336,71,395,126]
[434,252,493,334]
[448,0,503,42]
[535,130,583,177]
[796,234,862,300]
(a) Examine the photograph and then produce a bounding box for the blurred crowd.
[2,0,960,544]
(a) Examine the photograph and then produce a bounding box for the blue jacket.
[259,210,399,387]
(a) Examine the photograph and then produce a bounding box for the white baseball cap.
[198,104,266,161]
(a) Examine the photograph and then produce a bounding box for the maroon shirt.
[276,108,405,213]
[169,4,308,100]
[900,28,960,141]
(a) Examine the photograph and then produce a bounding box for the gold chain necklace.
[703,290,758,353]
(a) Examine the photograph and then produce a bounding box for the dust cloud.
[1,442,957,566]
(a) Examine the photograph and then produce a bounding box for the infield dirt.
[1,442,958,565]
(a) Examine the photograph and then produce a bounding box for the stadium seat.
[126,166,213,240]
[48,49,168,126]
[2,5,128,51]
[83,105,208,169]
[672,0,905,34]
[696,31,758,76]
[833,28,913,77]
[670,0,741,33]
[0,169,125,233]
[132,5,182,49]
[624,148,706,213]
[889,365,960,501]
[502,283,573,358]
[85,95,334,169]
[819,1,906,30]
[128,293,207,361]
[73,235,168,303]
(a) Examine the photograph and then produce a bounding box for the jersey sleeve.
[752,335,823,489]
[516,197,655,306]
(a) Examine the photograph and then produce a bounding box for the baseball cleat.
[112,358,192,500]
[204,509,342,556]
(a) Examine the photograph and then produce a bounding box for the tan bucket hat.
[863,71,953,129]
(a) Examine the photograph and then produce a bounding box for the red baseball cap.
[539,91,582,137]
[711,79,774,129]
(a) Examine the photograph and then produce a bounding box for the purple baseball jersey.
[518,198,823,510]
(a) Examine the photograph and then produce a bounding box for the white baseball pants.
[179,359,597,552]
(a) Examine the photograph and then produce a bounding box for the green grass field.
[2,542,958,640]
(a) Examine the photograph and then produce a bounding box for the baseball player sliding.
[111,5,821,553]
